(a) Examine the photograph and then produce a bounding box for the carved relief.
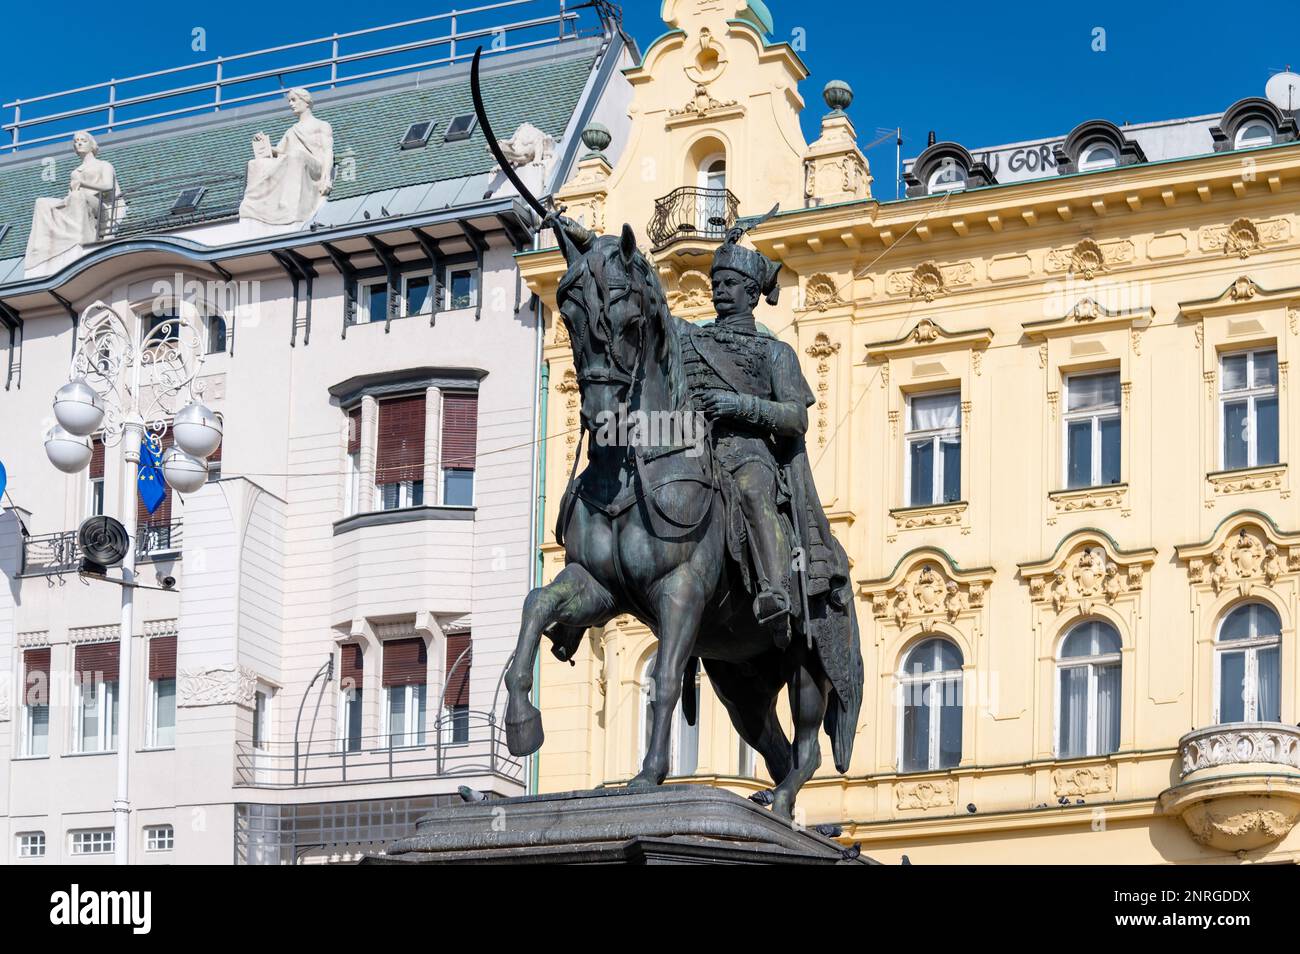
[671,270,713,312]
[178,665,258,708]
[1201,217,1290,258]
[555,368,581,469]
[1207,465,1287,498]
[1049,485,1129,524]
[1046,238,1134,275]
[889,261,967,301]
[867,558,987,630]
[668,84,740,120]
[802,273,843,312]
[805,333,840,448]
[895,778,957,811]
[1023,538,1152,616]
[1053,765,1113,798]
[1186,526,1295,595]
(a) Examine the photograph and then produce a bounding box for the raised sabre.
[471,47,550,221]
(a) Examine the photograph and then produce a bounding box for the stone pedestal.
[363,785,874,865]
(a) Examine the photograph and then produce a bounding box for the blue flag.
[137,437,167,516]
[0,459,7,504]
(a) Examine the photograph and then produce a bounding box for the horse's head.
[555,224,684,437]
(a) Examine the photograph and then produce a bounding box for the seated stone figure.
[239,87,334,226]
[25,131,117,270]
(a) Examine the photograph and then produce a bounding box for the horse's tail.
[823,609,865,774]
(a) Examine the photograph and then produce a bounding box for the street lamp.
[43,299,220,865]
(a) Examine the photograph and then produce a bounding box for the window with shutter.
[22,648,51,758]
[444,633,472,744]
[441,392,477,507]
[376,395,426,510]
[148,636,178,749]
[75,641,121,753]
[383,638,427,748]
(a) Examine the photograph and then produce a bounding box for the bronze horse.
[504,221,863,817]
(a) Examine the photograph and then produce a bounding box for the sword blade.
[471,47,549,220]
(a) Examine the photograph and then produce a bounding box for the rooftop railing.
[3,0,612,153]
[233,710,525,789]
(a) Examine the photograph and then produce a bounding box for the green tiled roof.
[0,47,597,262]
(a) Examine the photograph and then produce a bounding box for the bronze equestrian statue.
[502,216,864,818]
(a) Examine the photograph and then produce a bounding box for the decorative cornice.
[1181,275,1300,316]
[1023,298,1153,340]
[69,624,121,645]
[865,318,993,362]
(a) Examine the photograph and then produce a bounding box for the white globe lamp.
[53,378,105,437]
[45,424,93,474]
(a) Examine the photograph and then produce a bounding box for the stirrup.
[753,589,790,625]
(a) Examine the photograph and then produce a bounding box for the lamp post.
[44,299,220,865]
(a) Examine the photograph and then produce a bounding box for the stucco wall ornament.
[895,779,957,810]
[1053,765,1113,798]
[905,262,945,301]
[805,333,840,448]
[1179,518,1300,596]
[802,274,843,312]
[1045,239,1134,275]
[1022,536,1154,616]
[865,556,992,632]
[178,665,259,708]
[668,84,740,119]
[1200,217,1289,258]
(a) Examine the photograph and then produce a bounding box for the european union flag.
[137,436,167,516]
[0,459,7,503]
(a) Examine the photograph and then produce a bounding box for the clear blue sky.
[0,0,1292,163]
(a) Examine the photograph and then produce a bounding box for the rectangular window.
[382,638,427,748]
[145,825,174,852]
[441,392,478,506]
[1063,371,1121,489]
[361,280,389,324]
[444,633,472,745]
[17,832,45,858]
[88,436,105,517]
[148,635,177,749]
[345,408,363,516]
[339,643,364,753]
[905,391,961,507]
[376,395,426,511]
[445,266,479,311]
[403,272,433,317]
[70,829,114,855]
[75,641,120,754]
[22,648,50,757]
[1221,348,1279,470]
[252,689,270,750]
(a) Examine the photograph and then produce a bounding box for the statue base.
[362,784,874,865]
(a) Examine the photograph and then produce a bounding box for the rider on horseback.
[687,228,818,634]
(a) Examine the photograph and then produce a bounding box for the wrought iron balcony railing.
[98,171,249,240]
[21,519,184,576]
[647,186,739,250]
[233,710,525,789]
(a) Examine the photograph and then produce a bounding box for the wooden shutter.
[148,635,177,681]
[444,633,472,708]
[346,408,362,456]
[376,396,426,485]
[441,392,478,469]
[382,638,427,687]
[89,437,105,480]
[76,641,120,683]
[137,430,174,525]
[24,648,51,705]
[340,643,364,688]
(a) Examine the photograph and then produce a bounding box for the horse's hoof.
[505,705,544,756]
[771,792,795,821]
[626,771,660,790]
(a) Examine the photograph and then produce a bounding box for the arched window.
[695,155,728,238]
[639,654,700,776]
[1235,121,1275,149]
[898,638,963,772]
[927,161,967,193]
[1078,143,1119,171]
[1217,603,1281,723]
[1057,620,1122,758]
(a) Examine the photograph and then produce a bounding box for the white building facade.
[0,2,633,864]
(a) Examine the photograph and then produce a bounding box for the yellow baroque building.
[519,0,1300,863]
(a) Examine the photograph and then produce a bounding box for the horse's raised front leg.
[630,569,708,788]
[504,563,616,756]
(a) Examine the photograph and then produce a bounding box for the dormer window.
[1078,143,1118,171]
[927,163,967,193]
[1235,121,1275,149]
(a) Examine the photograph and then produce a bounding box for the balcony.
[1159,723,1300,852]
[647,186,739,251]
[233,710,524,789]
[20,519,183,576]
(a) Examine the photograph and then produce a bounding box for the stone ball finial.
[823,80,853,113]
[581,123,612,156]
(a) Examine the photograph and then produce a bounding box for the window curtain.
[1066,372,1119,412]
[910,393,959,432]
[1096,663,1121,754]
[1256,646,1281,722]
[901,685,932,772]
[1059,666,1089,757]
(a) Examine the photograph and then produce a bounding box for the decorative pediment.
[1024,298,1154,339]
[861,548,995,632]
[1181,275,1300,317]
[1175,512,1300,595]
[865,318,994,362]
[1019,531,1156,617]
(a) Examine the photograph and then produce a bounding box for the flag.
[137,436,167,516]
[0,459,7,503]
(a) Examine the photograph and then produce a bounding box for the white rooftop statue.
[238,87,335,226]
[491,122,556,171]
[24,131,118,270]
